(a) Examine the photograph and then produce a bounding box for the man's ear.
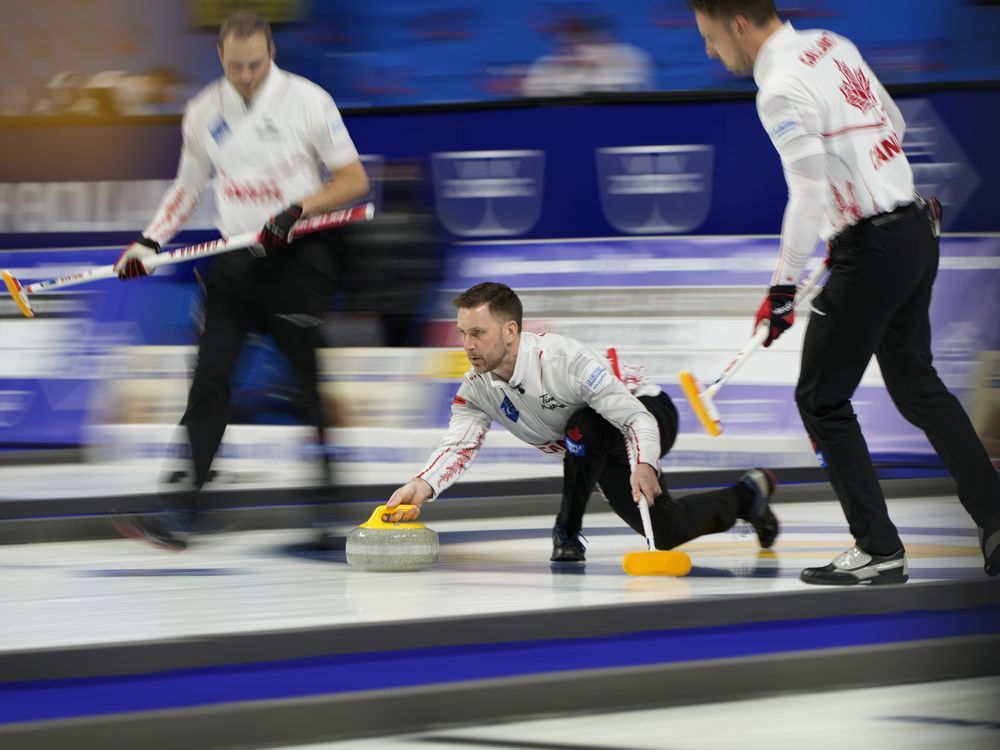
[505,320,519,342]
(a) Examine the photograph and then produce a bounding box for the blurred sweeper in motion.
[384,282,779,570]
[689,0,1000,583]
[112,9,370,550]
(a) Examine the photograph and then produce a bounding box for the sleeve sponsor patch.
[328,116,346,141]
[582,364,609,393]
[771,118,799,140]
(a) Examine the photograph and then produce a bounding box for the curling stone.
[346,504,439,572]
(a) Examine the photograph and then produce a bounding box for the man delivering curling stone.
[384,282,780,564]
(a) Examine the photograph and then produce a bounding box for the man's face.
[218,32,273,99]
[694,10,754,76]
[456,304,514,375]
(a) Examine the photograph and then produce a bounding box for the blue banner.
[2,88,998,457]
[2,89,998,246]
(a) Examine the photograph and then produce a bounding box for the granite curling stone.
[346,504,439,572]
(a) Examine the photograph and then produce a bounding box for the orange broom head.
[622,549,692,577]
[2,270,33,318]
[678,370,720,437]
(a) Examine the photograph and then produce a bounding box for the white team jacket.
[418,332,662,497]
[754,23,915,285]
[143,63,360,245]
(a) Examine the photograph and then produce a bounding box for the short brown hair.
[452,282,523,333]
[218,9,273,51]
[687,0,778,26]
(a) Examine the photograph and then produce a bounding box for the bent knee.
[564,408,606,443]
[795,382,839,420]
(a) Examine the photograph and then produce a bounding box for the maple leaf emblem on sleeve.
[834,59,879,114]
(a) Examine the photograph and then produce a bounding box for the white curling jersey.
[754,23,914,240]
[143,63,360,244]
[418,332,663,497]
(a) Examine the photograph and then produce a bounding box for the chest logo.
[256,117,284,143]
[209,118,230,144]
[500,394,520,423]
[540,393,566,410]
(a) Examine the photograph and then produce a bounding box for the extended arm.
[114,110,213,279]
[384,390,492,521]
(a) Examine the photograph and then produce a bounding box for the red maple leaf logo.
[567,427,584,442]
[831,182,864,223]
[835,59,878,114]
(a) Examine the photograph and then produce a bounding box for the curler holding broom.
[383,282,780,576]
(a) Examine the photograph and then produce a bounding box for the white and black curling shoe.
[737,468,779,549]
[800,545,908,586]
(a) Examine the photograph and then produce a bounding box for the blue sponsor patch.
[565,436,585,456]
[583,365,608,392]
[772,119,798,139]
[209,118,231,144]
[500,394,520,423]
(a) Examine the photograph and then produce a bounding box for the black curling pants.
[796,203,1000,555]
[163,235,337,528]
[556,392,751,550]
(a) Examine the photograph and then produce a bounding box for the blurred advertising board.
[2,234,997,475]
[3,91,999,247]
[2,90,998,479]
[971,351,1000,463]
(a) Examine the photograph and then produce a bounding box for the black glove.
[114,235,160,280]
[754,284,796,348]
[259,203,303,255]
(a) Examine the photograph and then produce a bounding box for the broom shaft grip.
[706,261,828,397]
[638,494,656,551]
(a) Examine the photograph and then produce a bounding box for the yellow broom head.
[622,549,692,577]
[2,270,33,318]
[678,370,720,437]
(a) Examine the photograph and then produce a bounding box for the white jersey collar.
[753,21,795,88]
[484,332,535,390]
[507,332,536,390]
[222,61,284,111]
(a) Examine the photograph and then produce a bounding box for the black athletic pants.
[555,392,751,550]
[796,202,1000,555]
[164,234,337,527]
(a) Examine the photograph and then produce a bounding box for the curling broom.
[622,494,692,577]
[678,261,827,437]
[2,202,374,318]
[603,348,692,576]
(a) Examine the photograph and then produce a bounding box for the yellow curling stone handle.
[362,504,426,529]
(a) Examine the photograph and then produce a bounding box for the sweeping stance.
[112,10,370,550]
[384,282,779,561]
[689,0,1000,583]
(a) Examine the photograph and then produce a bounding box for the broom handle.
[705,261,828,398]
[638,494,657,551]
